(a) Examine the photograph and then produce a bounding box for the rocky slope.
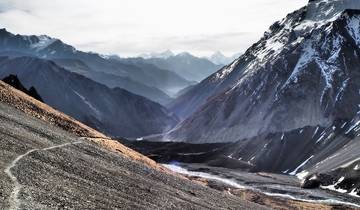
[165,0,360,199]
[168,2,360,143]
[0,80,267,210]
[0,56,178,138]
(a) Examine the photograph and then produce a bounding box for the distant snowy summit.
[139,50,175,59]
[207,51,241,65]
[138,50,241,66]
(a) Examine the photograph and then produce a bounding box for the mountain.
[139,50,175,59]
[165,0,360,197]
[0,56,178,138]
[0,29,192,103]
[143,52,223,82]
[52,58,173,105]
[207,51,242,65]
[169,1,360,142]
[2,74,43,102]
[0,79,266,210]
[117,57,195,97]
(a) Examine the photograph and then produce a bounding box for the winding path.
[4,141,82,210]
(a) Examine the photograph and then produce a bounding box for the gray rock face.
[168,6,360,143]
[0,56,178,138]
[165,1,360,198]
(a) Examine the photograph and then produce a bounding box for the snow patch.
[73,90,101,117]
[289,156,314,176]
[30,35,57,51]
[321,177,347,194]
[346,16,360,46]
[163,164,245,189]
[215,59,240,80]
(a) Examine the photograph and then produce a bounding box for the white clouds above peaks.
[0,0,307,57]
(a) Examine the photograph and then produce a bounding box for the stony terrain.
[0,81,267,209]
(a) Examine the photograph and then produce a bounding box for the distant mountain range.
[0,56,178,138]
[0,29,183,137]
[140,51,224,82]
[139,50,175,59]
[0,29,195,104]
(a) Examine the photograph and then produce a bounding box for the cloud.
[0,0,307,57]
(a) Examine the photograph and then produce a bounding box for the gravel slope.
[0,88,267,209]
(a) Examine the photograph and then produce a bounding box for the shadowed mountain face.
[2,74,43,102]
[0,56,178,138]
[0,29,193,104]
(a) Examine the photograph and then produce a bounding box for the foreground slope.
[0,81,267,209]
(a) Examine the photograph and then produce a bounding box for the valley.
[1,0,360,209]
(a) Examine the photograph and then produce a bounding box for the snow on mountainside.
[166,0,360,198]
[169,4,360,143]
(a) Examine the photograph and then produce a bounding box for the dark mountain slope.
[0,56,178,138]
[2,74,43,102]
[52,58,173,105]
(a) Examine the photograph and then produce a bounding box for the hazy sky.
[0,0,307,57]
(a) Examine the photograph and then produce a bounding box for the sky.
[0,0,307,57]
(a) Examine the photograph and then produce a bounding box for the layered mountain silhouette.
[142,52,223,82]
[0,29,193,104]
[0,56,178,138]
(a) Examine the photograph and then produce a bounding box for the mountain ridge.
[0,56,178,138]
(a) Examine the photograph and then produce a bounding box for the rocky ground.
[120,140,360,209]
[0,81,267,209]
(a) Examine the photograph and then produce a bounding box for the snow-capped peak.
[209,51,230,65]
[306,0,360,22]
[140,50,175,59]
[30,35,57,51]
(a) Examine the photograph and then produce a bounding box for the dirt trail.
[4,141,82,210]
